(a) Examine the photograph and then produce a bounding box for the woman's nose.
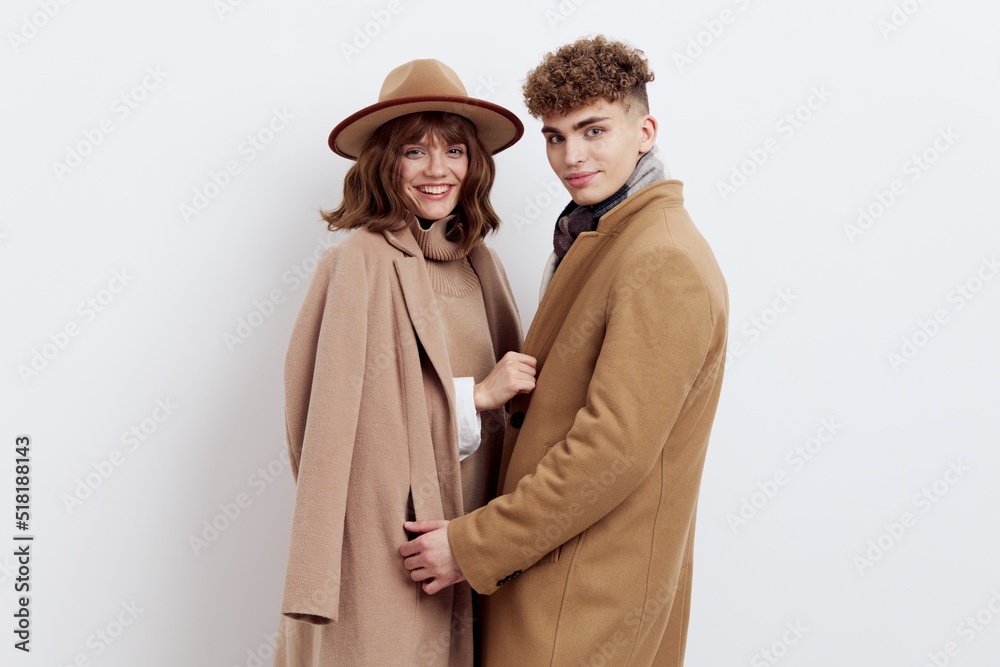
[425,150,448,176]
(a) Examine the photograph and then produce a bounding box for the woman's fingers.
[473,353,539,410]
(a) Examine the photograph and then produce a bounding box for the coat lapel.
[495,230,617,491]
[385,227,456,398]
[522,182,684,366]
[523,230,617,367]
[469,245,522,361]
[387,227,466,522]
[394,256,455,391]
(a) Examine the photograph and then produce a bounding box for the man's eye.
[585,128,602,137]
[546,135,564,145]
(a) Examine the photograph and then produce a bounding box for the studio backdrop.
[2,1,998,665]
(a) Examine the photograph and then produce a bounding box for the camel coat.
[275,224,521,667]
[448,181,729,666]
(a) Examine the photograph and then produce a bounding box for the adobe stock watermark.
[544,0,590,29]
[725,288,798,369]
[726,417,843,534]
[510,177,564,234]
[413,609,474,664]
[56,600,144,667]
[213,0,250,20]
[223,232,336,351]
[51,66,168,180]
[340,0,403,62]
[0,555,17,585]
[917,588,1000,667]
[887,254,997,372]
[179,107,294,224]
[878,0,933,40]
[235,631,279,667]
[578,577,676,666]
[61,397,179,514]
[853,458,970,576]
[518,450,637,564]
[188,445,292,556]
[8,0,73,53]
[16,267,135,385]
[750,620,809,667]
[467,71,501,102]
[716,85,833,202]
[844,126,958,243]
[673,0,759,73]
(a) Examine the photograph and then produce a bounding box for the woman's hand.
[473,352,537,411]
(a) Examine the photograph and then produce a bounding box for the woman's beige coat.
[274,224,521,666]
[448,181,729,666]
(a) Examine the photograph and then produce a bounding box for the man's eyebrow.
[540,116,611,134]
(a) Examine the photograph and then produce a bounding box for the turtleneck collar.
[409,214,469,262]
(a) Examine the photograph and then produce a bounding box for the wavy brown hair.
[323,112,500,253]
[523,35,655,119]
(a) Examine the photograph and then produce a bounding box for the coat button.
[510,412,525,428]
[496,570,522,587]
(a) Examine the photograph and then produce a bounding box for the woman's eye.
[447,147,465,156]
[403,148,423,158]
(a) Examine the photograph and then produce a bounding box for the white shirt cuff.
[453,377,482,461]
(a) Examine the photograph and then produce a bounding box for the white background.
[2,1,999,666]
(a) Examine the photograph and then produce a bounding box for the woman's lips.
[565,172,597,188]
[415,184,454,198]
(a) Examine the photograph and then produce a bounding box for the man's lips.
[565,172,597,188]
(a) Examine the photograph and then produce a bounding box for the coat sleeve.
[449,244,721,595]
[280,243,367,624]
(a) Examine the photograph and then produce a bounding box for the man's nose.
[563,137,586,166]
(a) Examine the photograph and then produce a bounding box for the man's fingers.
[399,538,419,558]
[404,519,448,534]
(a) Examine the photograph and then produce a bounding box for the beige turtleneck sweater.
[410,216,500,513]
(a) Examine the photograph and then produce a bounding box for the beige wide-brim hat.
[328,59,524,159]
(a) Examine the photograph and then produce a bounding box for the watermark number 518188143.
[13,435,32,653]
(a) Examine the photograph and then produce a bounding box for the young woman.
[274,59,535,666]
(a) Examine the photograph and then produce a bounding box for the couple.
[275,36,729,667]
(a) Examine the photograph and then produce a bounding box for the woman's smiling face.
[398,132,469,220]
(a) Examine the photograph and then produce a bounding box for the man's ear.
[639,114,658,153]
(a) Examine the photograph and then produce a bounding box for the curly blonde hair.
[522,35,655,118]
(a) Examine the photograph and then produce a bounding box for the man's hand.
[400,520,466,595]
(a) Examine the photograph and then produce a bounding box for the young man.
[402,36,729,666]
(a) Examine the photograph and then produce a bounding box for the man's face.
[541,98,657,207]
